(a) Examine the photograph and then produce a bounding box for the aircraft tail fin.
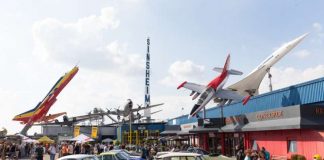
[213,67,243,75]
[213,54,243,75]
[223,54,231,72]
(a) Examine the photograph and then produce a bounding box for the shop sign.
[198,118,225,128]
[256,110,283,120]
[209,132,216,137]
[181,122,197,131]
[234,133,239,138]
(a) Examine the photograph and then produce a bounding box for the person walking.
[48,144,56,160]
[261,147,270,160]
[35,143,44,160]
[236,145,245,160]
[244,149,252,160]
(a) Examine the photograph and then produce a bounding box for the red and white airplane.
[177,33,308,118]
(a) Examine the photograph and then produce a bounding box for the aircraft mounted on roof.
[106,99,164,123]
[12,66,79,135]
[178,33,308,118]
[34,111,106,126]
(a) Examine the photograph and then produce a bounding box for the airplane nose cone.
[288,33,308,48]
[189,104,201,118]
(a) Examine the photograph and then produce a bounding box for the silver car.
[155,152,206,160]
[58,154,99,160]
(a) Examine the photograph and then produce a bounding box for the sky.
[0,0,324,135]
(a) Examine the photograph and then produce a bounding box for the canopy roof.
[70,134,94,143]
[38,136,54,143]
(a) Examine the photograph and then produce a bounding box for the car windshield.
[121,150,137,157]
[197,88,213,104]
[99,155,114,160]
[116,152,128,160]
[82,158,98,160]
[197,149,209,155]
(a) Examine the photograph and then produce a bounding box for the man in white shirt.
[48,144,56,160]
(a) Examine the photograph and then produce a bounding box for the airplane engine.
[137,112,141,119]
[190,91,196,96]
[192,93,200,100]
[63,115,68,122]
[213,97,222,103]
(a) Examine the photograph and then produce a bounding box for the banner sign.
[91,126,98,138]
[74,126,80,137]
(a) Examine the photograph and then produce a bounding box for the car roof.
[158,152,201,158]
[100,150,122,155]
[58,154,97,159]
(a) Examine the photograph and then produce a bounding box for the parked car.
[58,154,99,160]
[155,152,206,160]
[187,148,211,160]
[98,150,141,160]
[118,149,143,159]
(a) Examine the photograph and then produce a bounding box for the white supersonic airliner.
[177,33,308,118]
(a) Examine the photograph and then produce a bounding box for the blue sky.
[0,0,324,134]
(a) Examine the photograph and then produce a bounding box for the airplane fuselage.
[189,71,229,118]
[13,67,78,125]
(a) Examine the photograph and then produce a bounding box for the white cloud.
[259,65,324,93]
[294,49,311,59]
[32,7,143,75]
[311,22,324,44]
[313,22,322,32]
[160,60,205,87]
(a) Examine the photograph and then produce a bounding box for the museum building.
[167,77,324,159]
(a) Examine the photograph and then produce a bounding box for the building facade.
[117,122,166,145]
[168,77,324,159]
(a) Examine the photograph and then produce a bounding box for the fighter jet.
[178,33,308,118]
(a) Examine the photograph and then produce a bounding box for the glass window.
[116,153,128,160]
[171,157,180,160]
[100,155,114,160]
[119,152,130,158]
[196,156,204,160]
[197,149,209,155]
[180,157,187,160]
[288,140,297,152]
[82,157,99,160]
[197,88,213,104]
[187,156,196,160]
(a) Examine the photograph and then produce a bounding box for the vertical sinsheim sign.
[144,37,151,118]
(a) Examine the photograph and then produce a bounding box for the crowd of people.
[0,139,271,160]
[236,146,270,160]
[0,141,119,160]
[0,140,231,160]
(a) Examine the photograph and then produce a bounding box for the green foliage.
[291,154,306,160]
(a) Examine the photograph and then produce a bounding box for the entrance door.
[208,133,221,155]
[224,133,244,157]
